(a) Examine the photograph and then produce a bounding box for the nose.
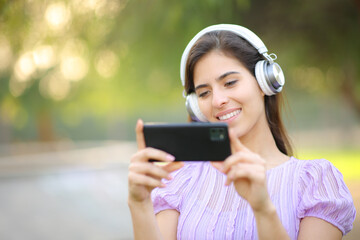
[212,89,229,108]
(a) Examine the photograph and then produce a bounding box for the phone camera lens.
[210,128,226,141]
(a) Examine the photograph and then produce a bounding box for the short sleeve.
[151,163,197,215]
[297,159,356,235]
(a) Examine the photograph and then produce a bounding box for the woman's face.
[193,50,267,138]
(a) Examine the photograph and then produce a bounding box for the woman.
[128,24,356,239]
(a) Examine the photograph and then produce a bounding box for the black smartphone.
[143,122,231,161]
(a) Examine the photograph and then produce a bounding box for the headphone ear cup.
[185,93,208,122]
[255,60,275,96]
[255,60,285,96]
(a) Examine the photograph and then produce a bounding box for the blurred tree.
[0,0,128,141]
[0,0,252,141]
[0,0,358,142]
[240,0,360,117]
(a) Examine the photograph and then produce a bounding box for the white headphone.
[180,24,285,122]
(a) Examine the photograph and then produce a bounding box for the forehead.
[193,50,246,82]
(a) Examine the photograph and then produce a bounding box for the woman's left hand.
[212,130,272,213]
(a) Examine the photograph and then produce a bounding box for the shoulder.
[295,158,347,187]
[302,158,338,170]
[298,158,340,176]
[294,157,356,235]
[294,157,350,198]
[270,157,336,177]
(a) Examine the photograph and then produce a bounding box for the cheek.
[236,86,265,119]
[198,99,212,117]
[244,95,265,116]
[239,81,265,108]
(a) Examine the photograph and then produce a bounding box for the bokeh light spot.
[95,49,119,78]
[33,45,56,70]
[14,52,36,82]
[60,56,88,81]
[40,72,71,101]
[45,2,71,31]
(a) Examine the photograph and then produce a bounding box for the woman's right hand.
[128,119,184,203]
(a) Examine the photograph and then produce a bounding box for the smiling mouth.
[217,109,241,121]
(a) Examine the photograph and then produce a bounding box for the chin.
[228,125,244,137]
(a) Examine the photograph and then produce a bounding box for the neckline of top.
[267,156,297,172]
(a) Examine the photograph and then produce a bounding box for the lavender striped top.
[151,157,356,239]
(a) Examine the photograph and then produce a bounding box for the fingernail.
[167,174,174,180]
[160,182,166,188]
[166,154,175,161]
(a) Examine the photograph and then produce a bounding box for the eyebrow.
[194,71,240,91]
[216,71,240,81]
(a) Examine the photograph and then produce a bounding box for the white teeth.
[218,109,241,121]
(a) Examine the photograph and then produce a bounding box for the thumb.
[135,119,146,150]
[229,129,248,153]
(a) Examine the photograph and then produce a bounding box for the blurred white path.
[0,141,136,240]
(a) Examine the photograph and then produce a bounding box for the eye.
[224,80,238,87]
[198,90,210,98]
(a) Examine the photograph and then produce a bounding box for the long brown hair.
[184,31,293,156]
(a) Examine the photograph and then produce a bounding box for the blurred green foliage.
[0,0,359,142]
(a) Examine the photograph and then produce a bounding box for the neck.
[239,115,289,168]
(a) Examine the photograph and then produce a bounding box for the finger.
[136,119,146,150]
[131,147,175,163]
[225,163,265,185]
[229,129,249,154]
[222,151,265,174]
[222,151,251,173]
[128,172,166,188]
[129,162,173,180]
[225,168,247,186]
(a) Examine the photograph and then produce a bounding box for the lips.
[216,109,241,121]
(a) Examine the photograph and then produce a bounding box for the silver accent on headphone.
[266,63,285,91]
[262,53,278,64]
[262,53,274,63]
[269,53,277,61]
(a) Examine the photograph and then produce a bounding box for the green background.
[0,0,359,178]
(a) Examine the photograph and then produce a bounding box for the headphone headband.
[180,24,272,86]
